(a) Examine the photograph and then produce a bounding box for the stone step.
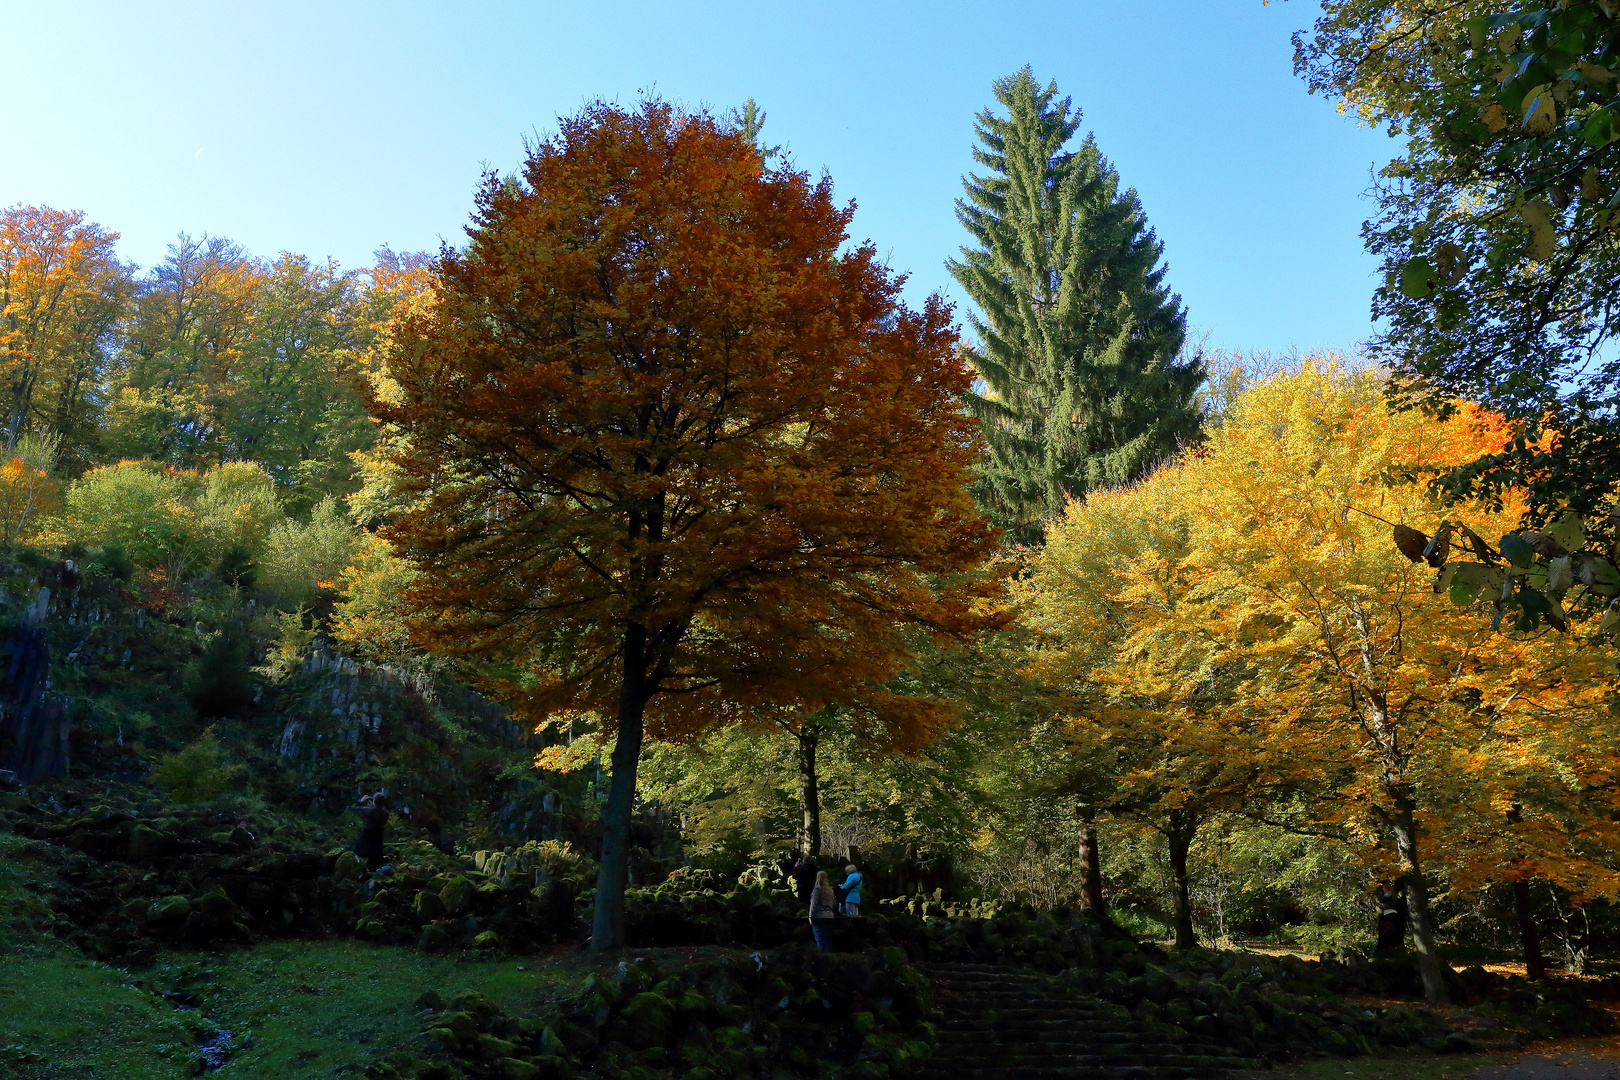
[914,1068,1246,1080]
[939,1052,1253,1068]
[921,962,1251,1079]
[938,1036,1234,1055]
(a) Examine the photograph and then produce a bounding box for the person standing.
[808,870,838,952]
[840,864,863,917]
[1376,883,1408,954]
[354,792,390,871]
[791,854,820,903]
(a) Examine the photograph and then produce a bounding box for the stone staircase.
[915,963,1260,1080]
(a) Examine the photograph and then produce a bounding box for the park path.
[1468,1050,1620,1079]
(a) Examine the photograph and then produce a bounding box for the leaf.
[1422,521,1452,568]
[1547,555,1574,593]
[1449,563,1507,606]
[1399,258,1437,299]
[1393,523,1430,562]
[1479,103,1509,132]
[1457,523,1498,563]
[1582,108,1617,146]
[1522,85,1558,135]
[1575,60,1617,84]
[1572,553,1620,594]
[1599,601,1620,635]
[1433,243,1469,284]
[1520,202,1557,261]
[1584,165,1605,201]
[1499,532,1536,568]
[1523,528,1571,558]
[1546,512,1585,552]
[1517,585,1568,632]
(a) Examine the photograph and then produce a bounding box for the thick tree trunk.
[1512,876,1547,980]
[1166,809,1198,949]
[1078,810,1106,919]
[796,727,821,857]
[591,623,648,952]
[1389,796,1447,1002]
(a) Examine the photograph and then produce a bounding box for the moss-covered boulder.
[621,991,674,1049]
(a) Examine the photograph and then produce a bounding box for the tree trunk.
[796,727,821,857]
[1166,809,1198,949]
[1389,796,1447,1002]
[1078,809,1105,919]
[591,622,648,951]
[1512,876,1547,980]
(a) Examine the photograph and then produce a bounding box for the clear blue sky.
[0,1,1392,357]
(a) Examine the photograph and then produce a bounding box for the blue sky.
[0,1,1394,357]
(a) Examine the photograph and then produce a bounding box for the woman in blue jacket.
[840,864,862,917]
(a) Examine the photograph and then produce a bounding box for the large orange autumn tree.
[367,101,999,949]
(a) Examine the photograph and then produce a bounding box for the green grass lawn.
[0,937,584,1079]
[0,946,205,1080]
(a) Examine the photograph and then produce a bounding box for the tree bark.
[1078,810,1106,919]
[591,622,648,951]
[1166,809,1198,949]
[1512,876,1547,980]
[796,726,821,857]
[1389,795,1447,1002]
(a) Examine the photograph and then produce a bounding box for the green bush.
[258,496,359,607]
[54,460,207,571]
[149,727,237,804]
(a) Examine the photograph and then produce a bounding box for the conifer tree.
[952,68,1202,544]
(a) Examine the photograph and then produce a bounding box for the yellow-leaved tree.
[1025,360,1619,999]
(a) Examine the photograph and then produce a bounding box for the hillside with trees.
[5,20,1620,1076]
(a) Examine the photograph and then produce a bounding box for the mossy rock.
[441,876,477,915]
[479,1033,520,1058]
[414,889,447,921]
[333,851,364,883]
[621,992,674,1049]
[146,895,191,926]
[418,924,451,953]
[497,1057,541,1080]
[473,930,501,949]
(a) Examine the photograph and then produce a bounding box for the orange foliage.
[0,204,127,440]
[0,456,57,543]
[367,101,1002,945]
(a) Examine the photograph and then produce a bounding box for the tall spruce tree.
[952,68,1202,544]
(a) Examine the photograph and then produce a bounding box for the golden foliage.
[1022,360,1620,986]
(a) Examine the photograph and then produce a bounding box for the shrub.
[258,496,359,607]
[53,460,206,571]
[195,460,282,559]
[149,727,237,804]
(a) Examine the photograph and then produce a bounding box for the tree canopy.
[366,99,1001,948]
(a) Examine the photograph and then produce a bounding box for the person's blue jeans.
[811,919,835,952]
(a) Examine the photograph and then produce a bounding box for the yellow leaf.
[1522,86,1557,135]
[1520,202,1557,261]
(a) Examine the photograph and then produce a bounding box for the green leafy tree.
[218,253,372,508]
[1297,2,1620,552]
[952,67,1203,544]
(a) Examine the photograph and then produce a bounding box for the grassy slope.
[159,942,573,1079]
[0,936,580,1079]
[0,823,588,1080]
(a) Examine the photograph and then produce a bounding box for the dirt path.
[1467,1052,1620,1079]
